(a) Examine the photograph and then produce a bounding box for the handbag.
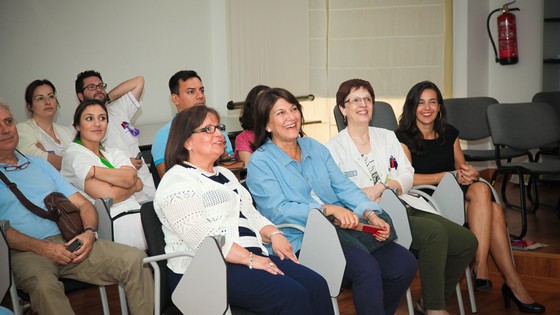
[330,210,398,254]
[0,171,83,241]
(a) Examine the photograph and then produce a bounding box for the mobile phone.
[135,152,143,160]
[66,238,83,253]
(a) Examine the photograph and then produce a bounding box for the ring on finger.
[268,262,274,268]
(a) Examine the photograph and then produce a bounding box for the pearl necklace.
[183,161,217,176]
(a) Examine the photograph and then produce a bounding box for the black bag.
[331,210,398,254]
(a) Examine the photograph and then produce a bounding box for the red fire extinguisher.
[487,1,520,65]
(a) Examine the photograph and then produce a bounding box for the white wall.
[0,0,226,128]
[453,0,544,101]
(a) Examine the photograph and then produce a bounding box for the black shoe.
[472,270,493,292]
[414,298,426,315]
[475,278,493,292]
[501,283,545,314]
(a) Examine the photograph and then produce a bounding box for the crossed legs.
[465,182,536,304]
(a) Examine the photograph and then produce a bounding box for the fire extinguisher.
[487,1,520,65]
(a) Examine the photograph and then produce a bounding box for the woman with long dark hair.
[396,81,544,314]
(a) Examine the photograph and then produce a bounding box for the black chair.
[487,102,560,239]
[140,202,181,315]
[444,97,531,208]
[333,101,397,132]
[532,91,560,161]
[139,144,161,188]
[140,202,255,315]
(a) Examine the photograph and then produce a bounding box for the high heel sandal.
[414,298,426,315]
[501,283,545,314]
[472,270,493,292]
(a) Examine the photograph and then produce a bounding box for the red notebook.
[333,219,383,235]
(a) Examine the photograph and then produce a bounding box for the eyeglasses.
[344,97,373,105]
[193,124,226,134]
[3,160,30,172]
[83,83,108,91]
[33,94,57,103]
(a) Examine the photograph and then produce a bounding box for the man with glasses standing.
[0,101,154,315]
[75,70,155,204]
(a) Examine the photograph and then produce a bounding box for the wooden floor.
[2,176,559,315]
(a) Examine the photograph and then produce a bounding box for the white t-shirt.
[104,92,155,204]
[61,142,146,249]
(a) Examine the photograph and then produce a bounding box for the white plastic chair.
[411,172,476,315]
[379,190,415,315]
[94,198,137,315]
[1,226,15,315]
[277,208,346,315]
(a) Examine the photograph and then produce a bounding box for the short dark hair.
[251,88,306,151]
[164,106,220,171]
[397,80,447,155]
[75,70,103,94]
[72,99,108,141]
[168,70,202,95]
[336,79,376,126]
[24,79,57,113]
[239,85,270,131]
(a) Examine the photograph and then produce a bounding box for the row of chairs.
[333,93,560,240]
[1,174,482,315]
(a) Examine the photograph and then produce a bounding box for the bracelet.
[92,166,96,179]
[365,211,376,223]
[248,252,254,269]
[269,230,284,240]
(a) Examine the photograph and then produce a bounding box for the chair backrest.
[140,202,174,312]
[298,209,346,297]
[0,227,11,300]
[172,237,229,315]
[532,91,560,120]
[139,144,161,188]
[444,97,498,141]
[94,198,114,242]
[379,190,412,249]
[487,102,560,150]
[431,173,466,226]
[333,101,397,132]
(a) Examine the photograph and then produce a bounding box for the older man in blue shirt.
[0,102,153,315]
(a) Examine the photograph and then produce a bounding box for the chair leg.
[118,284,128,315]
[456,284,465,315]
[464,266,477,313]
[406,288,414,315]
[513,172,529,240]
[332,297,340,315]
[98,286,110,315]
[9,274,23,315]
[501,174,513,209]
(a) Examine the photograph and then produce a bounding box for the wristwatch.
[83,227,98,240]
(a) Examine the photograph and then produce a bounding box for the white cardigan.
[154,164,272,274]
[16,118,75,159]
[326,127,437,214]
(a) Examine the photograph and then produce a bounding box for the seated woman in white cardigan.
[61,99,145,250]
[17,79,74,170]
